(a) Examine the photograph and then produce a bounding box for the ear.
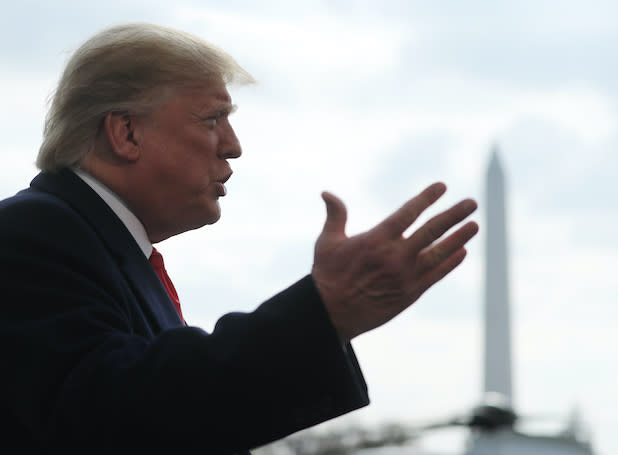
[103,112,141,162]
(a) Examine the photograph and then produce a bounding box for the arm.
[0,196,367,453]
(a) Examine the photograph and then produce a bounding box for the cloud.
[0,1,172,68]
[1,2,616,453]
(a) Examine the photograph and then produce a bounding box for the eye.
[197,106,236,129]
[203,113,222,128]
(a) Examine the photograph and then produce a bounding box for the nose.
[218,122,242,160]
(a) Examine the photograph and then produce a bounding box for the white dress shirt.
[72,168,152,258]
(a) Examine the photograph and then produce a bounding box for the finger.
[413,247,469,298]
[415,221,479,271]
[321,191,348,236]
[374,182,447,238]
[406,198,478,255]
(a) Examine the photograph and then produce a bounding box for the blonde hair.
[37,23,254,171]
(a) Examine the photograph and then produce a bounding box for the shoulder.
[1,184,98,251]
[0,180,133,326]
[2,184,80,221]
[0,180,125,295]
[1,170,137,264]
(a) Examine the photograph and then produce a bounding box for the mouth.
[219,172,232,185]
[215,172,232,197]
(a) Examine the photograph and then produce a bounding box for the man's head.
[37,23,254,242]
[37,23,254,171]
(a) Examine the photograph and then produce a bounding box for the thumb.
[321,191,347,236]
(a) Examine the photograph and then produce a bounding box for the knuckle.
[419,247,441,269]
[423,223,441,242]
[424,214,451,240]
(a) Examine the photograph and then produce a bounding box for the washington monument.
[483,146,513,403]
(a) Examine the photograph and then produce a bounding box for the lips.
[215,172,232,197]
[219,172,232,185]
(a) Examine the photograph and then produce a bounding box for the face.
[130,80,242,242]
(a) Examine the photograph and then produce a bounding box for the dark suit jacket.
[0,168,369,454]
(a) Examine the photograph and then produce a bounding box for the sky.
[1,1,616,454]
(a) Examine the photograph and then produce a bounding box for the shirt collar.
[72,167,153,258]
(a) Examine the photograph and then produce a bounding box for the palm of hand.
[312,184,478,342]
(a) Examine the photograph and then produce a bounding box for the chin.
[151,206,221,241]
[202,204,222,225]
[183,201,221,231]
[183,215,220,236]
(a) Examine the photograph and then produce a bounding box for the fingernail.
[465,199,478,211]
[433,182,447,194]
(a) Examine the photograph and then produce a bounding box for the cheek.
[183,162,216,197]
[162,141,205,179]
[150,131,219,192]
[184,131,218,162]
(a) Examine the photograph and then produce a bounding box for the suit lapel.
[30,168,183,331]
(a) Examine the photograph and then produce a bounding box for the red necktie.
[149,247,184,323]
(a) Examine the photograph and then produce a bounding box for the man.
[0,23,478,453]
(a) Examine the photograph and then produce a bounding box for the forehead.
[168,80,232,110]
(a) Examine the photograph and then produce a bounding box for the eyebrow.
[193,102,237,118]
[213,91,233,107]
[192,87,237,114]
[217,103,238,114]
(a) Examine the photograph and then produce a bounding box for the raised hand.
[311,183,479,343]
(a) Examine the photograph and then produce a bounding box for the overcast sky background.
[1,1,616,454]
